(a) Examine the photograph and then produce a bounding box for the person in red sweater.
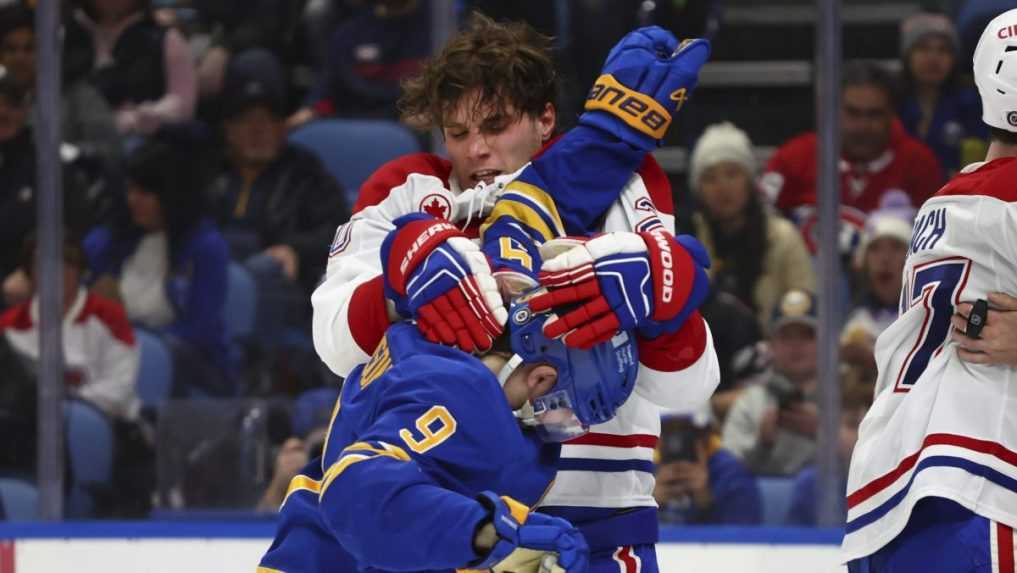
[760,61,944,221]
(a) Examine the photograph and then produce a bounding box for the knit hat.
[900,12,959,57]
[688,122,756,191]
[855,190,916,265]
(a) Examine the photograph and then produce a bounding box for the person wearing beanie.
[840,191,916,376]
[898,11,988,174]
[841,9,1017,570]
[686,122,816,331]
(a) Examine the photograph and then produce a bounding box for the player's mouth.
[472,169,502,186]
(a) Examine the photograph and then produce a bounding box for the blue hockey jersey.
[258,322,560,573]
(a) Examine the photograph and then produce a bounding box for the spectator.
[898,12,987,175]
[655,406,762,525]
[190,0,309,103]
[206,49,348,334]
[64,0,197,136]
[699,290,768,422]
[760,61,944,219]
[786,378,874,526]
[722,289,819,476]
[686,121,816,328]
[287,0,428,127]
[0,4,120,162]
[1,232,141,422]
[256,387,337,512]
[85,137,233,396]
[0,232,155,515]
[840,192,916,376]
[0,74,101,308]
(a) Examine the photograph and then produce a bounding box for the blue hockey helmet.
[500,287,640,442]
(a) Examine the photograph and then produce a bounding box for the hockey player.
[842,9,1017,571]
[258,286,641,573]
[312,17,720,572]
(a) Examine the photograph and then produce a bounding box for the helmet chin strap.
[497,354,538,426]
[496,354,524,387]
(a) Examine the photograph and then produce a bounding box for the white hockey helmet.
[974,8,1017,132]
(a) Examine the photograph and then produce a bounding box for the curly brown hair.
[398,12,558,130]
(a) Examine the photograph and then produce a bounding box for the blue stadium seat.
[135,328,173,411]
[757,476,797,526]
[0,478,38,520]
[292,387,341,438]
[225,261,257,343]
[63,400,114,517]
[289,119,421,206]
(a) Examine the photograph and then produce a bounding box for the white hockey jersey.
[311,149,719,528]
[842,157,1017,561]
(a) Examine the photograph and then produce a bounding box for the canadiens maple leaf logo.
[420,194,452,220]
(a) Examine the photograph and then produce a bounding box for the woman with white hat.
[686,122,816,330]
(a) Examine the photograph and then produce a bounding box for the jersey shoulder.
[935,158,1017,203]
[354,153,453,212]
[361,323,519,432]
[637,153,674,215]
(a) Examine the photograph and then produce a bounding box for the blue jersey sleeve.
[480,126,646,279]
[317,352,527,571]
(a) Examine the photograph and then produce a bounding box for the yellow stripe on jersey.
[320,453,373,497]
[480,181,565,241]
[280,474,322,508]
[344,441,411,461]
[256,566,285,573]
[320,394,343,473]
[360,336,392,389]
[319,447,411,499]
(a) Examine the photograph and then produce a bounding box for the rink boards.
[0,522,847,572]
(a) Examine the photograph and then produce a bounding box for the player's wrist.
[578,109,660,151]
[471,521,498,554]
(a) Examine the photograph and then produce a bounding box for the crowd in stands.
[0,0,991,525]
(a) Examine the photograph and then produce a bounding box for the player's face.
[698,161,753,223]
[770,323,818,384]
[502,362,558,410]
[865,236,908,306]
[0,28,34,90]
[841,85,893,163]
[443,92,555,189]
[225,106,286,168]
[909,35,955,87]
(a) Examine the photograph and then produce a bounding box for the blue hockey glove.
[580,27,710,151]
[380,213,507,352]
[531,230,711,348]
[470,492,589,573]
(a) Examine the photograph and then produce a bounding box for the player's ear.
[537,103,556,141]
[526,364,557,398]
